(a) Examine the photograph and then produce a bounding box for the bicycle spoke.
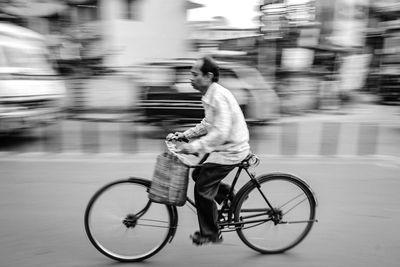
[278,192,304,210]
[97,210,125,221]
[136,218,171,228]
[282,197,308,216]
[136,223,173,228]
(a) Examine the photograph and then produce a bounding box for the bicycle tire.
[234,173,316,254]
[84,177,176,262]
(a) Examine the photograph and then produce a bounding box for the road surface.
[0,155,399,267]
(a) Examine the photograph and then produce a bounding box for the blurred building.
[63,0,204,68]
[1,0,398,107]
[366,1,400,104]
[186,19,261,68]
[0,0,203,70]
[257,0,387,113]
[99,0,202,67]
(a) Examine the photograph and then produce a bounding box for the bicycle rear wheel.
[84,178,175,262]
[234,173,316,254]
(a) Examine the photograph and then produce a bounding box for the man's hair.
[200,56,219,82]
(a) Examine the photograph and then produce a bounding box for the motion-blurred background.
[1,2,400,267]
[0,0,398,156]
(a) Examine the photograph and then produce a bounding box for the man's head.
[190,56,219,94]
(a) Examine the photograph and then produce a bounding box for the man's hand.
[166,132,187,142]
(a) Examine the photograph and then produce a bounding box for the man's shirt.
[183,82,250,165]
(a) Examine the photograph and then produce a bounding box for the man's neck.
[200,83,212,95]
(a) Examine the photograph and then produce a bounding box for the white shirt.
[183,83,250,165]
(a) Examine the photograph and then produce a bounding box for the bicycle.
[84,142,318,262]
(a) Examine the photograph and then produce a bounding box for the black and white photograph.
[0,0,399,266]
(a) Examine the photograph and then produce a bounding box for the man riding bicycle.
[167,56,250,245]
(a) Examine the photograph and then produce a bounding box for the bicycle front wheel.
[235,173,316,254]
[84,178,175,262]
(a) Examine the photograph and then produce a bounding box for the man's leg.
[192,167,232,205]
[194,163,235,238]
[215,183,231,204]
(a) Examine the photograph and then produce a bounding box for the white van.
[0,23,66,133]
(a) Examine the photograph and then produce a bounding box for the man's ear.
[207,72,214,81]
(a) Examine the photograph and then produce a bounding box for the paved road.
[0,155,399,267]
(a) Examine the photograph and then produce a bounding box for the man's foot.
[190,231,223,246]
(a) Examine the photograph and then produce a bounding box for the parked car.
[133,59,280,127]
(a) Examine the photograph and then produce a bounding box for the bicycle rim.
[235,174,316,254]
[84,178,174,262]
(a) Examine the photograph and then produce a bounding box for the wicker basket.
[148,152,189,206]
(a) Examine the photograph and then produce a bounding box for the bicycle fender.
[268,172,318,207]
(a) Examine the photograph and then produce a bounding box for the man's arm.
[185,96,232,153]
[166,118,208,142]
[183,118,209,139]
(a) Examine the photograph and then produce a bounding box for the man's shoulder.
[213,83,232,97]
[213,83,237,103]
[214,82,227,91]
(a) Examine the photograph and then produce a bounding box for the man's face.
[190,59,211,94]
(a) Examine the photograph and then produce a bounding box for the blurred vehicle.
[0,23,66,134]
[134,58,280,127]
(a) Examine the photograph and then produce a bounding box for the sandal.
[190,231,223,245]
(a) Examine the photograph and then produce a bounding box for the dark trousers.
[192,163,235,237]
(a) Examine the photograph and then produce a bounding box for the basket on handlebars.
[148,151,189,206]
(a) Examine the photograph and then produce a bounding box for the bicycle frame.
[183,160,280,233]
[136,150,316,245]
